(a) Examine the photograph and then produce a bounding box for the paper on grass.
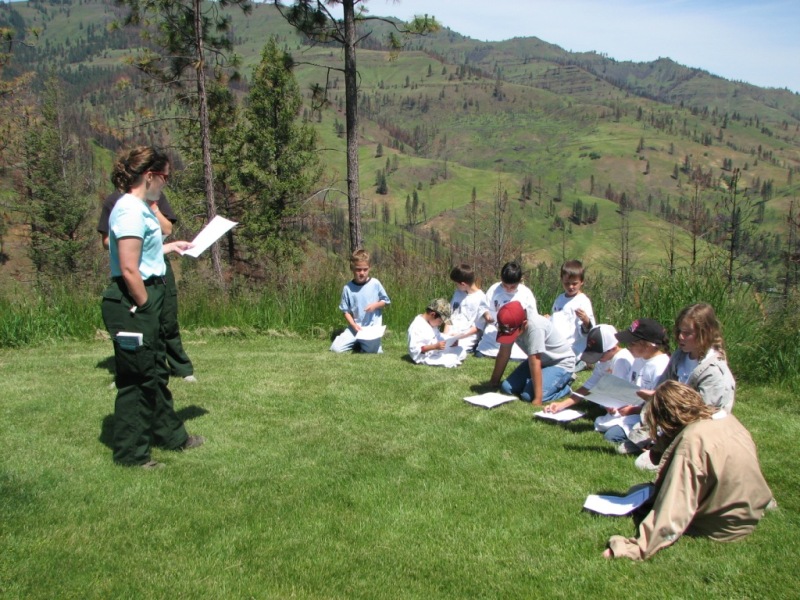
[180,216,238,258]
[355,325,386,341]
[463,392,517,409]
[583,485,654,516]
[534,409,584,422]
[571,374,644,410]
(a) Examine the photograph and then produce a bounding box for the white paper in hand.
[355,325,386,341]
[180,216,238,258]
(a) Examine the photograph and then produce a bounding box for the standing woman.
[102,146,203,468]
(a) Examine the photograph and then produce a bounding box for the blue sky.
[357,0,800,93]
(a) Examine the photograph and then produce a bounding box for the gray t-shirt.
[515,308,576,371]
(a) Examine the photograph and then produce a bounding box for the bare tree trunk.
[343,0,362,251]
[784,199,796,300]
[620,206,631,297]
[194,0,223,282]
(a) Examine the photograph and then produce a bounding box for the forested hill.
[2,0,799,285]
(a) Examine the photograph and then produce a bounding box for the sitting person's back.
[605,381,773,561]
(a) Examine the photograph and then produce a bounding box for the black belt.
[114,276,166,287]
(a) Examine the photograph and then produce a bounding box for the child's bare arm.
[489,344,513,387]
[365,300,386,313]
[344,312,359,330]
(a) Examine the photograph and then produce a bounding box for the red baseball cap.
[496,301,526,344]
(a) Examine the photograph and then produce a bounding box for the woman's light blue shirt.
[108,193,166,279]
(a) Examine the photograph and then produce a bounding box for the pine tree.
[18,74,97,280]
[376,170,388,195]
[232,38,320,265]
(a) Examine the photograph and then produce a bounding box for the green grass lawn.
[1,334,797,598]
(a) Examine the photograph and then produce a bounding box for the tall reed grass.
[2,262,798,388]
[0,279,102,347]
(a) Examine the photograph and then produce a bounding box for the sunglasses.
[148,171,170,183]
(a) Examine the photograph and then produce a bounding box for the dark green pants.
[163,259,194,377]
[101,278,188,466]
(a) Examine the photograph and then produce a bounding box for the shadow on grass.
[467,382,507,394]
[99,405,209,450]
[96,356,115,374]
[560,420,597,434]
[561,442,620,456]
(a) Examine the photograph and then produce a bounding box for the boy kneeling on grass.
[489,301,575,405]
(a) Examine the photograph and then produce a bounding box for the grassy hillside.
[1,1,799,283]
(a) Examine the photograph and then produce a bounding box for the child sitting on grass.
[634,303,736,470]
[595,318,670,454]
[544,324,634,414]
[407,298,467,368]
[604,381,773,561]
[489,301,575,405]
[475,261,537,361]
[447,263,492,353]
[549,260,595,371]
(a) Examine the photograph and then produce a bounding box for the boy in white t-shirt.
[475,261,537,360]
[545,324,634,414]
[407,298,467,368]
[448,263,491,352]
[550,259,595,371]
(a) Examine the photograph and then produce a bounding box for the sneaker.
[635,451,660,472]
[181,435,205,450]
[182,375,198,383]
[616,441,640,455]
[141,460,165,470]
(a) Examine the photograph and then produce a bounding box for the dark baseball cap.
[615,318,666,345]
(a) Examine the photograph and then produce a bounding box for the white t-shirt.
[582,347,635,391]
[475,282,537,358]
[450,288,490,351]
[550,292,595,357]
[629,353,670,390]
[407,314,465,367]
